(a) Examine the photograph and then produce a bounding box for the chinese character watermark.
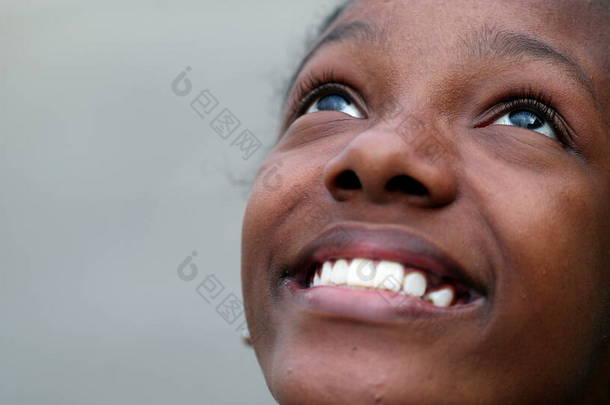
[176,250,251,343]
[171,67,263,161]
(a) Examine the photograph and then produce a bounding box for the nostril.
[335,170,361,190]
[386,175,428,196]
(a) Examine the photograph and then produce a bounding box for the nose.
[323,118,458,208]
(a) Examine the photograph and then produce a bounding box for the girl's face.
[242,0,610,403]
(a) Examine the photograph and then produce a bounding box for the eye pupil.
[509,110,543,130]
[316,94,350,111]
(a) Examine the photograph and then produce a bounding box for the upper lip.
[286,222,487,296]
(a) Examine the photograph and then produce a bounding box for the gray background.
[0,1,339,403]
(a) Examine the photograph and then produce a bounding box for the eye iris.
[509,110,543,130]
[316,94,350,111]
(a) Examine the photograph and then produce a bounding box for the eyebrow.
[284,21,597,107]
[283,20,379,102]
[459,26,596,100]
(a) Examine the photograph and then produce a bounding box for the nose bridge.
[323,111,457,207]
[347,122,408,169]
[344,111,454,171]
[394,113,454,166]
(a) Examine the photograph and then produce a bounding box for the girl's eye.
[304,94,364,119]
[492,109,557,140]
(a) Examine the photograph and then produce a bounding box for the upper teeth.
[311,258,456,307]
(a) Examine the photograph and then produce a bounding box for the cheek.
[241,179,283,376]
[492,176,606,305]
[469,158,610,391]
[241,149,328,365]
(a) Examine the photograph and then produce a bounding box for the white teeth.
[321,261,332,284]
[402,271,427,297]
[347,259,377,288]
[313,272,321,287]
[425,286,455,307]
[374,261,404,292]
[310,258,459,308]
[331,259,349,285]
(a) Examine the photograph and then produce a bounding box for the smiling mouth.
[281,224,487,320]
[306,258,479,308]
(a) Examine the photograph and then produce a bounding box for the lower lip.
[285,279,484,324]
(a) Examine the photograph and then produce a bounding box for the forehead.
[301,0,610,117]
[343,0,610,26]
[332,0,610,64]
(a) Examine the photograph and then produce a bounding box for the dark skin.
[242,0,610,403]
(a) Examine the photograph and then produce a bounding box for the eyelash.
[286,75,575,151]
[480,88,573,148]
[287,69,359,119]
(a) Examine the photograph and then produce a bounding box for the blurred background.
[0,1,341,403]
